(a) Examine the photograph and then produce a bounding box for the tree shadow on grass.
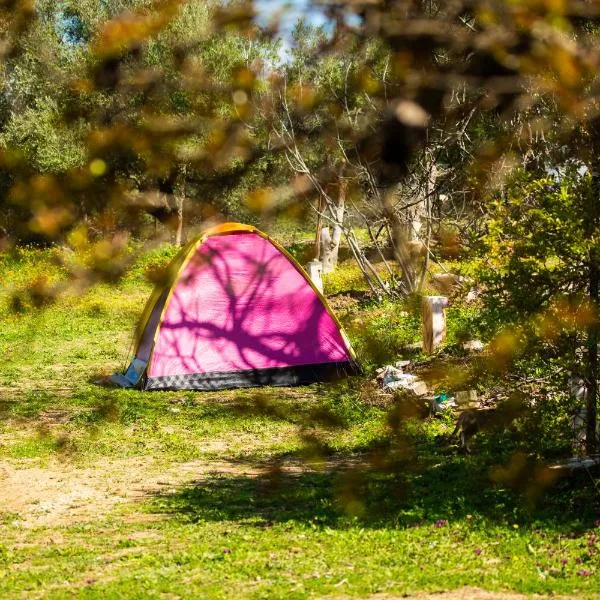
[11,382,332,427]
[149,449,600,533]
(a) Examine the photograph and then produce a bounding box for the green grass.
[0,246,599,598]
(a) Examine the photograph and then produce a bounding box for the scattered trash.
[431,393,456,414]
[383,369,415,390]
[462,339,484,352]
[465,288,479,302]
[375,365,402,383]
[375,363,429,396]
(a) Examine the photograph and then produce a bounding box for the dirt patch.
[38,408,73,425]
[0,458,147,527]
[332,590,588,599]
[407,590,580,599]
[0,456,266,528]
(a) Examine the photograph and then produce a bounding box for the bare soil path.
[0,455,262,527]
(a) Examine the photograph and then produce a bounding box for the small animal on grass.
[448,408,497,453]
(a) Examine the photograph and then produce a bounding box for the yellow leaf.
[89,159,107,177]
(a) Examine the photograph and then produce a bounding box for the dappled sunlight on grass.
[1,249,599,597]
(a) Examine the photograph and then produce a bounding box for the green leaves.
[479,170,594,319]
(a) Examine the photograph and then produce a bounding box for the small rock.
[409,380,429,396]
[456,390,478,405]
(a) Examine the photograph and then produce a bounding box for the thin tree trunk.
[586,262,598,454]
[320,226,333,273]
[330,178,346,269]
[417,197,432,292]
[175,194,184,246]
[315,196,323,260]
[321,180,346,274]
[585,162,599,454]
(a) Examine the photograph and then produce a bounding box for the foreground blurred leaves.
[1,0,600,511]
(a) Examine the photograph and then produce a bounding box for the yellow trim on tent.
[136,222,358,369]
[133,224,247,345]
[133,236,200,346]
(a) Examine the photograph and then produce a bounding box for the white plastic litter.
[378,365,428,395]
[462,340,484,352]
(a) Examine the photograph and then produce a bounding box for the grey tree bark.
[320,179,346,274]
[174,193,184,247]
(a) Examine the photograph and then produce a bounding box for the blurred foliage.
[1,0,599,257]
[1,0,600,531]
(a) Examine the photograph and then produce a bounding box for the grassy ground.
[0,246,599,599]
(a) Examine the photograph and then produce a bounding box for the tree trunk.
[330,178,346,269]
[585,247,599,455]
[385,204,417,293]
[321,179,346,274]
[175,194,184,246]
[320,226,334,273]
[585,162,600,454]
[314,196,323,260]
[585,308,598,456]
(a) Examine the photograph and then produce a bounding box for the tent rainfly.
[111,223,361,391]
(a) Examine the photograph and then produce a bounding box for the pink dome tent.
[111,223,361,391]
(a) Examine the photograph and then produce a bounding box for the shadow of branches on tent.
[149,233,352,379]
